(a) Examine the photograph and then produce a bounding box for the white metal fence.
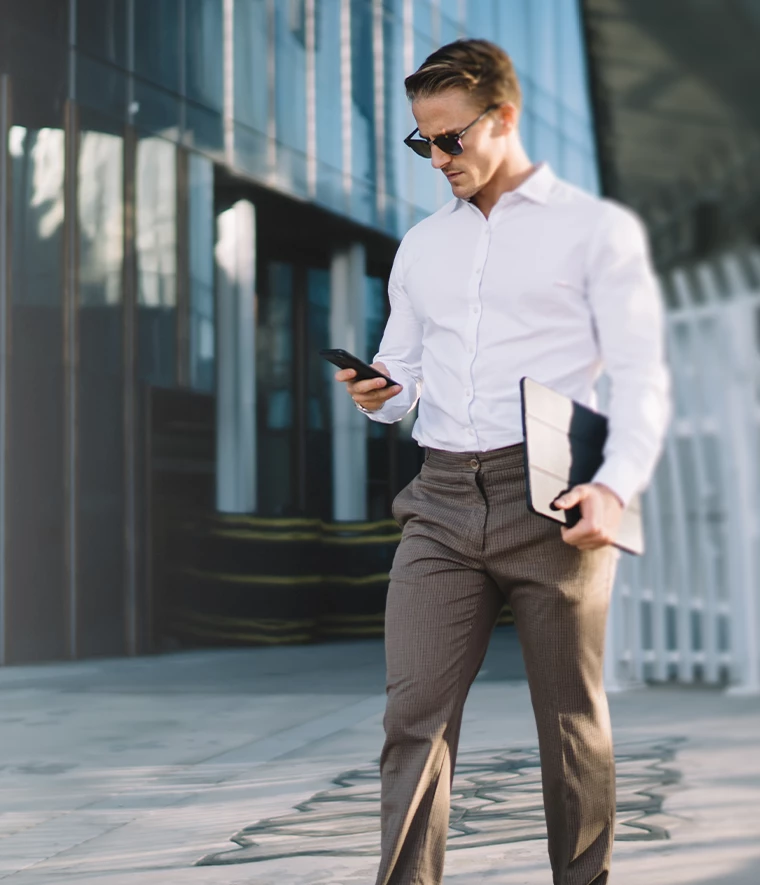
[606,245,760,693]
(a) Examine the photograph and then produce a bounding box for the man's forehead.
[412,95,478,136]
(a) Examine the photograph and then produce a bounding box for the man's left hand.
[553,483,624,550]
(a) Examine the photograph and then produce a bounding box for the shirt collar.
[513,162,556,205]
[458,162,556,213]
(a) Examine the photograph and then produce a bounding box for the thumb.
[552,485,588,510]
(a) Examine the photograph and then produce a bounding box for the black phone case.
[319,349,399,388]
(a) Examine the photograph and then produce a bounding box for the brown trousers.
[375,443,619,885]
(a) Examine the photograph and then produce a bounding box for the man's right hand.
[335,362,403,413]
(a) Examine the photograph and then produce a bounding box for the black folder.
[520,377,644,556]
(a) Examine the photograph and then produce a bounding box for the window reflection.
[185,0,224,110]
[134,0,181,94]
[9,127,65,304]
[366,276,389,519]
[77,121,125,655]
[76,0,127,68]
[188,154,215,391]
[79,131,123,308]
[306,268,333,518]
[274,0,308,193]
[7,124,66,660]
[315,0,343,211]
[233,0,270,177]
[257,262,295,515]
[136,136,177,385]
[350,0,376,224]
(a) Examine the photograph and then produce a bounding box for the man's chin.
[449,178,475,199]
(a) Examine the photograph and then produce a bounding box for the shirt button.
[471,305,479,313]
[468,346,475,353]
[465,389,472,397]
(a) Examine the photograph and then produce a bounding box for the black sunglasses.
[404,105,500,158]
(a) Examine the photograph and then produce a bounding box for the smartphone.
[319,348,400,388]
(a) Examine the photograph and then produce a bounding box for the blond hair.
[404,39,521,110]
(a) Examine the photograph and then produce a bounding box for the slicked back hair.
[404,39,521,111]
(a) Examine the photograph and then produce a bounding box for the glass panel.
[306,268,333,518]
[315,0,343,211]
[188,154,215,392]
[75,0,128,68]
[557,0,592,120]
[534,117,561,170]
[351,0,377,223]
[366,276,390,519]
[76,53,129,123]
[134,0,181,93]
[527,0,557,96]
[257,262,295,515]
[464,0,497,38]
[234,0,270,134]
[274,0,308,194]
[136,136,177,386]
[7,124,66,661]
[383,4,413,235]
[495,0,529,79]
[186,0,224,110]
[77,114,125,655]
[132,79,181,141]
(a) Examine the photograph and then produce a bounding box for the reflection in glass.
[77,123,125,655]
[234,0,269,134]
[233,0,270,177]
[7,125,66,660]
[257,263,294,515]
[79,131,123,309]
[134,0,181,93]
[306,268,333,518]
[136,136,177,385]
[274,0,307,193]
[350,0,376,224]
[366,276,389,519]
[188,154,215,391]
[315,0,343,211]
[10,127,65,303]
[186,0,224,110]
[76,0,128,68]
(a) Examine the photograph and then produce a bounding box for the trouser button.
[469,458,479,469]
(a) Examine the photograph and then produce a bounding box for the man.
[334,39,670,885]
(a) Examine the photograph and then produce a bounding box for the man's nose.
[430,144,451,170]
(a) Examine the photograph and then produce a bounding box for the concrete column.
[330,243,367,521]
[215,200,256,513]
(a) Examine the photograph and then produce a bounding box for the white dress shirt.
[366,163,671,507]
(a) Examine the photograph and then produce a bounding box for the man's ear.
[498,102,519,134]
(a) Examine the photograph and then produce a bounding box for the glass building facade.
[0,0,599,662]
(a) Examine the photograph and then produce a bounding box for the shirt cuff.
[591,457,644,509]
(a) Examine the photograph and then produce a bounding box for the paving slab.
[0,631,757,884]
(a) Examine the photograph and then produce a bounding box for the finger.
[354,385,403,408]
[553,485,589,510]
[561,518,603,546]
[349,376,395,396]
[335,368,357,382]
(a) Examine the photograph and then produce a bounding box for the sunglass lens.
[408,139,432,158]
[435,135,463,156]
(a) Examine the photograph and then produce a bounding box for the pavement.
[0,628,758,885]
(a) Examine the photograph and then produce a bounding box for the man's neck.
[471,154,536,219]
